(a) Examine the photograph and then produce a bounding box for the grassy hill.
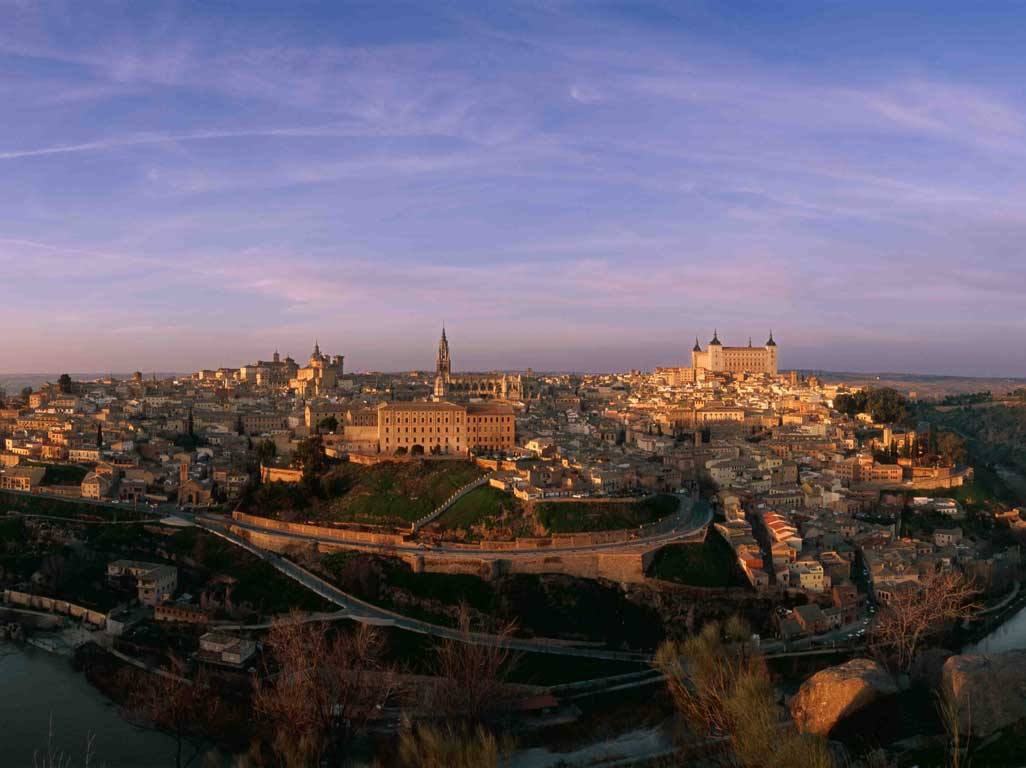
[247,459,485,528]
[536,493,680,534]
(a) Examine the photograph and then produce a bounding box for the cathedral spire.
[436,326,452,381]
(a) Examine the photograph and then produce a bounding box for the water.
[969,603,1026,654]
[0,644,177,767]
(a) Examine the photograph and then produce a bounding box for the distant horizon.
[4,4,1026,375]
[3,363,1026,383]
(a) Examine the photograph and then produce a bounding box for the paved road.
[199,497,712,562]
[195,517,654,662]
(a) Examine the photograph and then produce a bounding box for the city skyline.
[3,2,1026,375]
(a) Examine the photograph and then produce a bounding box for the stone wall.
[260,465,303,484]
[2,589,107,627]
[232,511,408,546]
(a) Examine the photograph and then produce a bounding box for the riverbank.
[0,643,177,767]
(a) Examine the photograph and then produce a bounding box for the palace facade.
[377,400,515,456]
[692,331,778,376]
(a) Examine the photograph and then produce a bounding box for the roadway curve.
[200,496,712,562]
[194,516,654,661]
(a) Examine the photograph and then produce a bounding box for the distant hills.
[806,371,1026,398]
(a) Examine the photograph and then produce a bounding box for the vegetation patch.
[535,493,679,534]
[432,485,531,539]
[0,489,149,521]
[247,460,485,528]
[647,531,744,588]
[37,462,89,486]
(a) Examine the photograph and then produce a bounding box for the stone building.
[377,400,515,455]
[431,327,532,401]
[288,342,345,397]
[691,331,778,375]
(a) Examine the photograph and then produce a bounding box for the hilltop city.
[2,329,1026,766]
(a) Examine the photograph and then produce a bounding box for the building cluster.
[0,332,527,506]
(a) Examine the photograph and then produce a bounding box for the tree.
[318,415,339,433]
[124,657,222,768]
[835,388,908,424]
[58,373,73,394]
[654,618,833,768]
[21,386,32,400]
[871,569,979,673]
[432,604,519,721]
[397,723,512,768]
[935,431,968,466]
[256,439,277,466]
[294,436,326,494]
[253,614,393,767]
[394,446,407,456]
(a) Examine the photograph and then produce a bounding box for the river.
[0,644,177,767]
[969,602,1026,654]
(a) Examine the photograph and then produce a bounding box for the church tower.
[436,326,451,383]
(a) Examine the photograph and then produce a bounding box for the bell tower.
[436,326,451,383]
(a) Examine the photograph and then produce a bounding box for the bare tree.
[396,723,512,768]
[432,604,519,721]
[871,569,979,674]
[124,656,221,768]
[253,612,393,767]
[654,618,834,768]
[936,688,971,768]
[33,716,96,768]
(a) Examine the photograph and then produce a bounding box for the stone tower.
[436,326,451,383]
[708,329,724,371]
[765,331,778,375]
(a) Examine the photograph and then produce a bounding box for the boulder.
[790,658,898,736]
[941,651,1026,738]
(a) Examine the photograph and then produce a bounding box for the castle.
[432,327,532,401]
[691,330,778,375]
[654,330,779,385]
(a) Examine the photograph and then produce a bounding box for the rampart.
[2,589,108,628]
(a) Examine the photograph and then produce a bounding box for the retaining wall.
[2,589,107,627]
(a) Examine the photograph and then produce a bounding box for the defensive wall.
[234,524,660,583]
[2,589,108,628]
[229,507,706,584]
[231,499,695,551]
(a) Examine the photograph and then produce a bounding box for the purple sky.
[2,2,1026,376]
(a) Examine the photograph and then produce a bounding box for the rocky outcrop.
[790,658,898,736]
[941,651,1026,738]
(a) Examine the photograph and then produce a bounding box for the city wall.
[233,523,664,583]
[232,506,695,551]
[232,511,407,546]
[2,589,107,628]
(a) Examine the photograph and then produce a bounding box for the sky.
[2,1,1026,376]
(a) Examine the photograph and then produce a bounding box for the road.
[199,496,712,562]
[194,516,654,661]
